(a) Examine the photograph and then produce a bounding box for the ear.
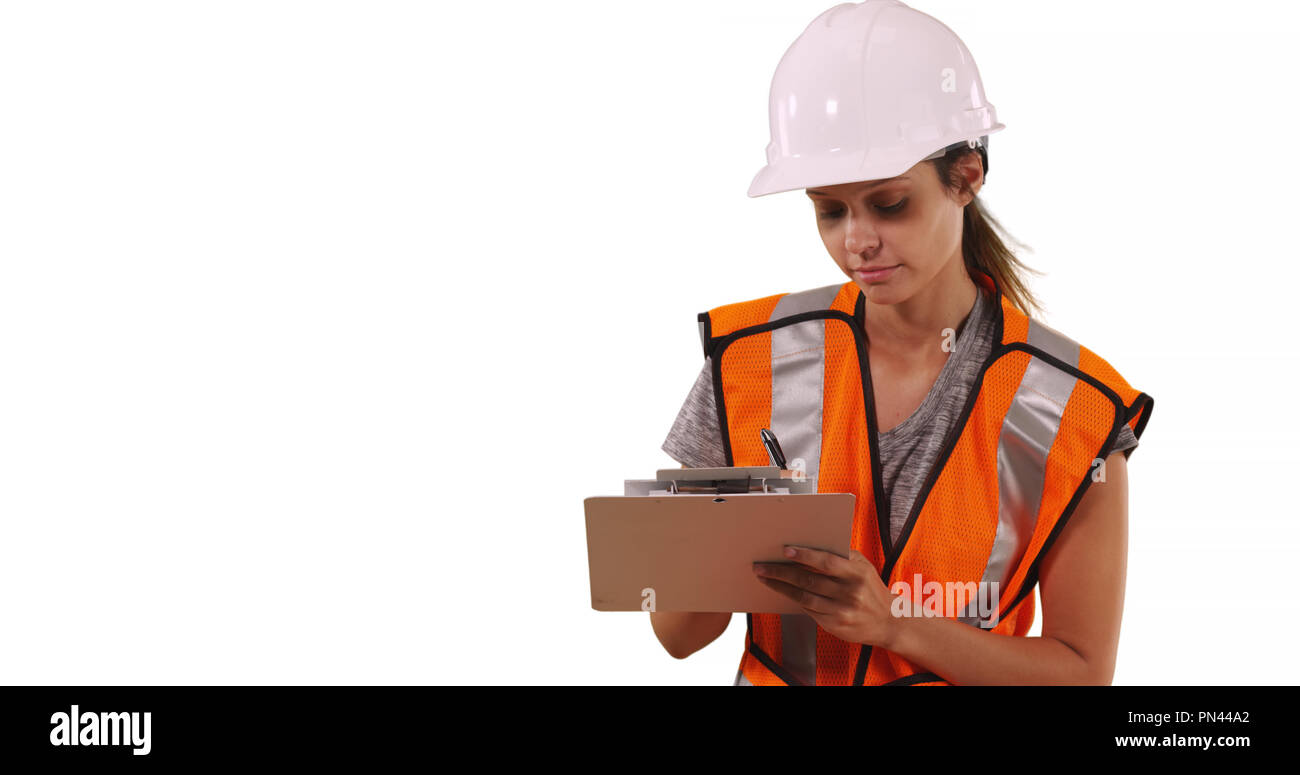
[960,152,985,202]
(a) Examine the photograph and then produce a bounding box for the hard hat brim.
[747,126,1004,198]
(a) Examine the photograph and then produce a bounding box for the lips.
[854,264,900,282]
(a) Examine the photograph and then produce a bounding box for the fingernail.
[784,547,796,558]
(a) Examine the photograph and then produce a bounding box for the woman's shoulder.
[701,281,853,339]
[1003,305,1154,448]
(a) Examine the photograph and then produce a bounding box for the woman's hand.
[752,546,904,648]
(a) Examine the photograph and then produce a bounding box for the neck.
[862,253,980,358]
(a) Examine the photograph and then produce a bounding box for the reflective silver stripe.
[769,283,842,320]
[768,284,840,486]
[768,284,840,686]
[777,614,815,686]
[961,318,1079,628]
[699,318,708,357]
[1027,317,1077,366]
[735,667,754,686]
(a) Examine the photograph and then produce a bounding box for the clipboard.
[584,465,855,613]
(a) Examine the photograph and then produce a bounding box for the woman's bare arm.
[883,450,1129,684]
[650,611,733,659]
[648,464,734,659]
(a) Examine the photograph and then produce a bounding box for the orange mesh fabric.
[999,294,1030,345]
[1077,345,1140,407]
[829,281,860,317]
[707,293,785,338]
[718,331,772,468]
[1077,344,1153,440]
[739,650,790,686]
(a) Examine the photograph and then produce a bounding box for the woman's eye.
[816,199,906,220]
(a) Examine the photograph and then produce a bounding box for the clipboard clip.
[668,476,760,495]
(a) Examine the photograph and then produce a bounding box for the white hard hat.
[748,0,1005,198]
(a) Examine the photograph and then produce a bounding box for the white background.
[0,0,1295,685]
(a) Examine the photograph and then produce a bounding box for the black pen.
[759,428,787,469]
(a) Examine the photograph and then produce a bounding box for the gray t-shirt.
[661,288,1138,546]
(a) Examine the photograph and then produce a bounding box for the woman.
[650,0,1153,685]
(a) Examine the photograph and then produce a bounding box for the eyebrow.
[806,178,909,196]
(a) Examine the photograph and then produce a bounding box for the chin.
[856,280,909,305]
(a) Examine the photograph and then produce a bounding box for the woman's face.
[806,154,983,304]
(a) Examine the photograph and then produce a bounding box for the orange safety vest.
[696,266,1153,685]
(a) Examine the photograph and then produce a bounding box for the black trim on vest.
[853,280,1006,685]
[748,640,807,686]
[697,312,714,360]
[854,294,894,561]
[1129,392,1153,436]
[1125,391,1154,451]
[709,351,731,465]
[744,612,755,681]
[837,288,895,563]
[1121,391,1153,461]
[881,672,944,686]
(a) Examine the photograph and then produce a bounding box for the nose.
[842,211,880,256]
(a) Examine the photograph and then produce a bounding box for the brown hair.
[930,146,1044,318]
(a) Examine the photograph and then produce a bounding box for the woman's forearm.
[884,608,1106,685]
[649,611,732,659]
[649,467,734,660]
